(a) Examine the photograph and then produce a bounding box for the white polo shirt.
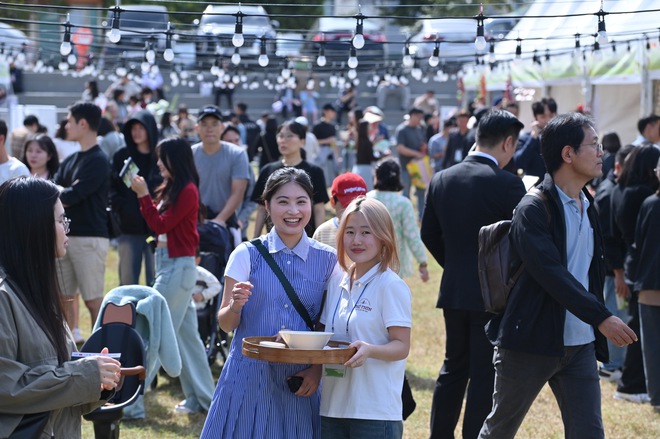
[319,263,412,421]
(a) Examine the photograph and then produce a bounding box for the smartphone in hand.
[119,157,140,188]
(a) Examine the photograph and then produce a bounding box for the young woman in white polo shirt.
[319,196,412,439]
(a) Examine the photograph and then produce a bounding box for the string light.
[596,1,608,46]
[515,38,522,59]
[429,40,440,67]
[60,13,73,56]
[646,34,651,51]
[474,4,487,51]
[233,11,245,48]
[347,47,358,69]
[488,39,495,64]
[352,10,365,49]
[108,4,122,44]
[402,43,413,68]
[258,35,269,67]
[163,22,174,62]
[317,42,327,67]
[145,37,156,64]
[231,47,241,65]
[574,33,581,54]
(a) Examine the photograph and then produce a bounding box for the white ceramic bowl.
[279,330,333,350]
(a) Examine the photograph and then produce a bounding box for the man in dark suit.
[421,110,527,439]
[441,109,472,169]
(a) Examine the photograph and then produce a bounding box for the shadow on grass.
[406,369,437,392]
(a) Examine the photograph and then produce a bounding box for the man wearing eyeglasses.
[480,113,637,438]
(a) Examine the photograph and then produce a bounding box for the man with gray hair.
[480,113,637,438]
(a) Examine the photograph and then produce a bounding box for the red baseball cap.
[331,173,368,207]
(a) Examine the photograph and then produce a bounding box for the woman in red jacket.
[130,137,215,416]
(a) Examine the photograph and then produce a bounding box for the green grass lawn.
[79,246,660,438]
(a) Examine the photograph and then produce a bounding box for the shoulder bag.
[250,239,315,331]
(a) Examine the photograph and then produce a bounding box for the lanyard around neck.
[331,279,372,337]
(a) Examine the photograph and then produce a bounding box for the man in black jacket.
[421,110,526,439]
[480,113,637,438]
[54,102,110,334]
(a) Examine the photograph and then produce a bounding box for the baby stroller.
[81,302,146,439]
[197,220,234,365]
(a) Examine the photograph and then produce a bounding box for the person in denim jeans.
[130,137,215,415]
[319,197,412,439]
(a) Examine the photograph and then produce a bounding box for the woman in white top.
[319,196,412,439]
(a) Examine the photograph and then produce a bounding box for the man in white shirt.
[0,119,30,184]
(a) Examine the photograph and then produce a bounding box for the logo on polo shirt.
[355,298,372,312]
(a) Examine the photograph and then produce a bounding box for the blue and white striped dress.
[200,229,337,439]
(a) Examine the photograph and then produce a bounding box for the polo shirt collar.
[265,229,310,261]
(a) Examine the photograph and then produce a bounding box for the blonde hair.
[336,196,399,273]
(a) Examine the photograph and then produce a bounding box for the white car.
[409,17,516,63]
[196,5,278,63]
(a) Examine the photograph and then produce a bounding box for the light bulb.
[597,31,608,46]
[231,51,241,65]
[403,54,413,67]
[429,55,439,67]
[258,54,269,67]
[60,41,72,56]
[58,61,68,71]
[67,53,76,65]
[475,36,487,51]
[146,49,156,64]
[411,68,422,80]
[347,55,358,69]
[317,55,326,67]
[353,33,365,49]
[115,66,127,77]
[347,69,357,79]
[232,32,244,48]
[163,48,174,62]
[108,28,121,44]
[210,64,220,76]
[281,68,291,79]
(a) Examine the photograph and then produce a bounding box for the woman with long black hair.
[130,137,215,415]
[0,177,120,438]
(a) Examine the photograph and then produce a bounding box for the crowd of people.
[0,81,658,438]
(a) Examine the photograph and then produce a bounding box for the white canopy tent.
[464,0,660,143]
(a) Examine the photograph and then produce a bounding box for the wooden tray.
[242,336,356,364]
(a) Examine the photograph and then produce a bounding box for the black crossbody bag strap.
[250,239,315,330]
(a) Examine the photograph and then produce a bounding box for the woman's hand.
[96,347,122,391]
[229,281,253,313]
[293,364,322,397]
[419,265,429,282]
[345,340,373,368]
[130,175,149,198]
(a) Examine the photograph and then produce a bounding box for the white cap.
[294,116,309,126]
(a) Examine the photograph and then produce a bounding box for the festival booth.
[462,0,660,143]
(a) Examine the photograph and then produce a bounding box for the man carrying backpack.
[480,113,637,438]
[421,110,526,439]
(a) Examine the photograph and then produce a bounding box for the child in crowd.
[192,249,222,311]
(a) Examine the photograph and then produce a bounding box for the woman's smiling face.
[265,181,311,239]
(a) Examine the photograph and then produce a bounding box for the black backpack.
[478,188,549,313]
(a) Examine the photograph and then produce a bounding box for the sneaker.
[173,401,196,415]
[72,327,85,344]
[598,368,622,382]
[613,391,651,404]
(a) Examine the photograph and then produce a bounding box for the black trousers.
[430,309,495,439]
[617,291,647,394]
